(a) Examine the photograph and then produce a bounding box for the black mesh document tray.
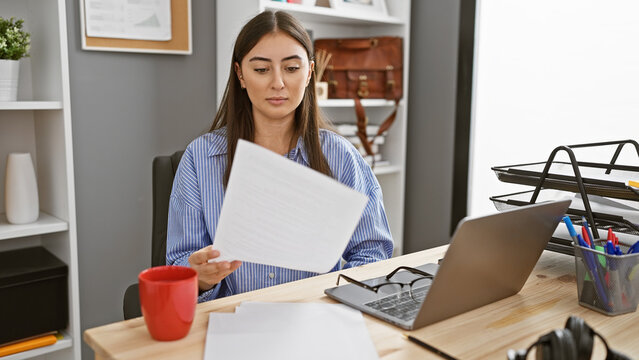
[490,140,639,256]
[492,161,639,201]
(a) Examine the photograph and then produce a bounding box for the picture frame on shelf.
[327,0,387,16]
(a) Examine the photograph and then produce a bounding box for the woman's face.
[236,31,313,125]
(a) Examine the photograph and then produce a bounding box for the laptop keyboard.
[364,286,430,322]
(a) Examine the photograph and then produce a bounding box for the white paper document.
[203,302,379,360]
[211,140,369,273]
[85,0,172,40]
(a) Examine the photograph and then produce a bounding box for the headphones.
[507,316,631,360]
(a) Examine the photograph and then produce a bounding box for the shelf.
[0,212,68,240]
[262,2,403,25]
[0,0,80,358]
[373,165,401,175]
[0,102,63,110]
[319,99,402,108]
[2,335,72,360]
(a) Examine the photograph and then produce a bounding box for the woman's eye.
[286,66,300,72]
[254,68,268,73]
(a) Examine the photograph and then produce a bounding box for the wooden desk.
[84,246,639,359]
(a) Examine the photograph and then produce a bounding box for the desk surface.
[84,246,639,359]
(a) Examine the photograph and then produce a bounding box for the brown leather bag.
[314,37,403,100]
[314,37,403,165]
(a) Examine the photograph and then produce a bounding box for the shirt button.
[268,272,275,279]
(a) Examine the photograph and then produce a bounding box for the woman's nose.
[271,69,285,89]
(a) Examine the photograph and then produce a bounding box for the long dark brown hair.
[211,11,332,186]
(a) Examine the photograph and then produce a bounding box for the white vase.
[315,81,328,100]
[5,153,39,224]
[0,59,20,101]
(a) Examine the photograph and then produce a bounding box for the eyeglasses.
[336,266,434,308]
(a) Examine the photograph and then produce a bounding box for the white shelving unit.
[216,0,410,254]
[0,0,80,359]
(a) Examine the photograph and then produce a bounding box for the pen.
[581,217,595,248]
[628,180,639,188]
[606,241,623,309]
[606,240,616,256]
[627,241,639,254]
[565,217,610,306]
[563,216,580,243]
[402,334,458,360]
[581,226,592,248]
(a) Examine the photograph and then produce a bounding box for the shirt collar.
[207,127,310,166]
[290,135,309,166]
[207,127,228,157]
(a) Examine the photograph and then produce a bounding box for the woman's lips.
[267,97,287,105]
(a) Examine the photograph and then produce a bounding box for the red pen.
[607,228,614,242]
[581,226,592,247]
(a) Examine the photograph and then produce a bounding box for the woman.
[167,10,393,302]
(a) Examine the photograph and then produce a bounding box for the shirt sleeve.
[165,145,226,301]
[333,138,394,268]
[342,185,394,268]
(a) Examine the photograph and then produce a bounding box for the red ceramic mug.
[138,265,198,341]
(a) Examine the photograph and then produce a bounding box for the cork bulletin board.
[80,0,192,55]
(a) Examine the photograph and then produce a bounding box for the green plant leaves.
[0,17,31,60]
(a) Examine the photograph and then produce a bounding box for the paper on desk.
[210,140,368,273]
[203,302,379,360]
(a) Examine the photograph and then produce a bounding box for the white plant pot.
[5,153,39,224]
[0,59,20,101]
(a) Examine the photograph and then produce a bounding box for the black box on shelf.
[0,246,68,345]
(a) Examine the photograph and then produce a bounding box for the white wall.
[469,0,639,216]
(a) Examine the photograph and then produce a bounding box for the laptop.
[325,200,571,330]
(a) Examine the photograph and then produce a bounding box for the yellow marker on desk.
[628,180,639,188]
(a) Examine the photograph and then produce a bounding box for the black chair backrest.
[151,151,184,267]
[123,150,184,320]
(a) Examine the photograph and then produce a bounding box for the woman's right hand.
[188,245,242,292]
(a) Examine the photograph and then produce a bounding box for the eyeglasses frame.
[336,266,434,302]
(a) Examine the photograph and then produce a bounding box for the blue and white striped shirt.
[167,127,393,302]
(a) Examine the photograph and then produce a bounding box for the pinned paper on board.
[85,0,172,41]
[80,0,192,54]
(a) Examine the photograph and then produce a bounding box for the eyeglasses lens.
[375,283,403,309]
[409,277,431,302]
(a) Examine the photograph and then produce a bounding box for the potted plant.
[0,17,30,101]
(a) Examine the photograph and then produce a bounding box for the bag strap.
[354,98,400,168]
[337,38,379,50]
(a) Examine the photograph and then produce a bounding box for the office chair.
[123,150,184,320]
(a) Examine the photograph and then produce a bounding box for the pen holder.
[573,242,639,316]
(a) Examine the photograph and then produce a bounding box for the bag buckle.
[357,75,369,98]
[386,79,395,92]
[385,65,395,98]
